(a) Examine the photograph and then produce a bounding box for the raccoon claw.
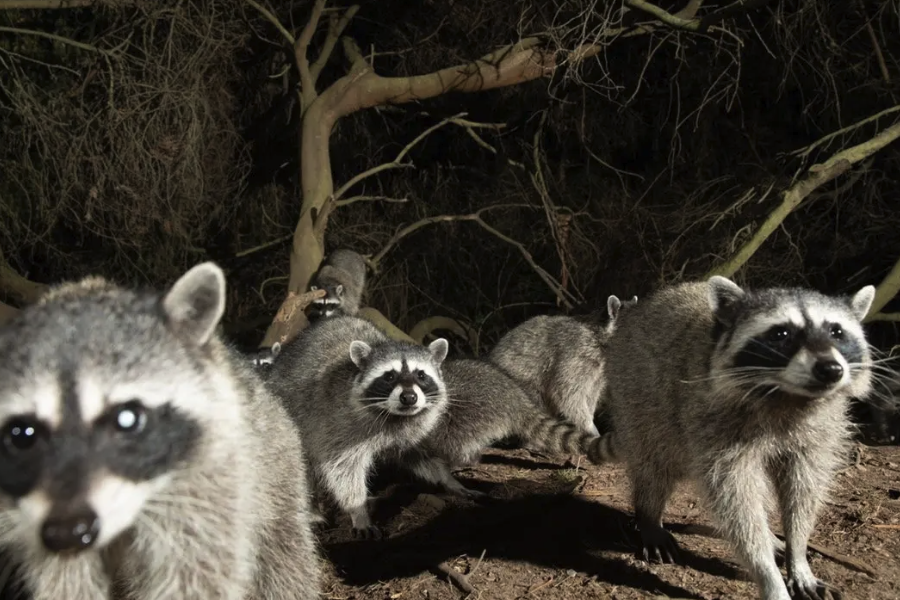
[351,525,383,541]
[638,525,681,564]
[786,577,840,600]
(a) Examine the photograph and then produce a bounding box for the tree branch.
[706,114,900,279]
[369,205,577,309]
[295,0,327,103]
[0,25,106,54]
[0,249,48,306]
[358,307,415,343]
[243,0,295,46]
[309,5,359,85]
[0,0,133,8]
[409,316,478,350]
[865,253,900,321]
[264,288,326,347]
[334,195,408,207]
[330,111,470,204]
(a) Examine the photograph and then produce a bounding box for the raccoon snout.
[399,390,419,406]
[812,360,844,384]
[40,506,100,553]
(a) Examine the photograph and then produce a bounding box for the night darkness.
[1,1,900,595]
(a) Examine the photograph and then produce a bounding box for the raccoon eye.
[766,326,791,343]
[113,402,147,434]
[2,418,43,454]
[830,324,844,339]
[415,370,429,383]
[382,372,397,383]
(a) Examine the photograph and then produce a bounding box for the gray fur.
[396,358,616,497]
[488,294,636,437]
[601,275,875,600]
[0,263,320,600]
[267,315,449,539]
[308,248,368,321]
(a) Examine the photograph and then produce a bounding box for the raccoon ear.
[270,341,282,357]
[335,284,344,297]
[607,295,622,320]
[849,285,875,321]
[162,262,226,347]
[428,338,449,365]
[707,276,745,324]
[349,341,372,368]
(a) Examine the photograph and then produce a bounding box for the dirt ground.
[317,443,900,600]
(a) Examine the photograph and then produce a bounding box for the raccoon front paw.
[638,524,681,564]
[351,525,384,541]
[786,576,841,600]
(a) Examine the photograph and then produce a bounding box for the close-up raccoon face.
[0,264,224,557]
[707,275,875,401]
[350,339,449,417]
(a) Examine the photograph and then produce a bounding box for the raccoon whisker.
[150,492,234,518]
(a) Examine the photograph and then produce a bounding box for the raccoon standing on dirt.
[0,263,320,600]
[395,358,617,498]
[307,248,368,321]
[602,275,875,600]
[268,315,450,539]
[488,294,637,437]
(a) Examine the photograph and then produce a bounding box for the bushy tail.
[517,409,619,465]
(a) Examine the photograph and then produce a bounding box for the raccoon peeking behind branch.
[267,315,450,540]
[488,294,637,438]
[307,248,368,321]
[0,263,320,599]
[392,357,617,498]
[602,275,877,600]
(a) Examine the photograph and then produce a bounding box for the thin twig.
[370,204,577,309]
[243,0,295,46]
[856,0,891,85]
[791,105,900,160]
[0,26,106,54]
[234,234,293,258]
[295,0,327,100]
[309,5,359,84]
[433,561,475,595]
[334,195,408,207]
[331,112,470,203]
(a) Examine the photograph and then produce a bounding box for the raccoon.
[267,315,449,539]
[307,248,367,321]
[488,294,636,438]
[396,358,616,498]
[249,342,282,367]
[601,275,875,600]
[0,263,320,599]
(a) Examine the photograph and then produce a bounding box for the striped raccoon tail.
[518,409,617,463]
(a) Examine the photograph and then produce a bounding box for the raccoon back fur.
[0,263,320,600]
[396,358,616,497]
[488,294,636,437]
[307,248,368,321]
[267,315,449,539]
[602,275,875,600]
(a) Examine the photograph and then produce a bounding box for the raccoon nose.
[41,508,100,553]
[399,390,419,406]
[813,360,844,384]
